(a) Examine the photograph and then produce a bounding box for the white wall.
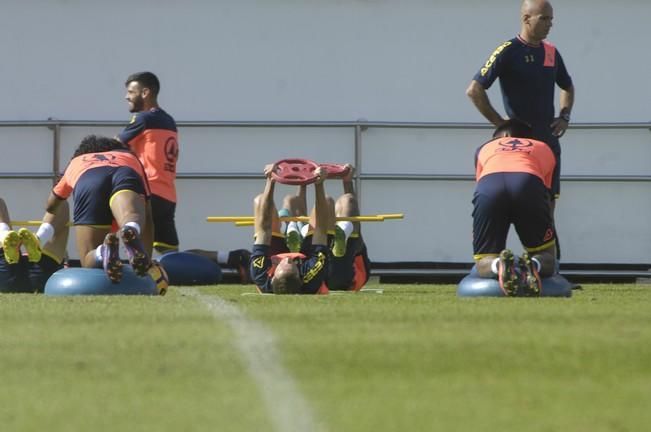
[0,0,649,264]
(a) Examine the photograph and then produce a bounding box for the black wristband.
[560,112,571,122]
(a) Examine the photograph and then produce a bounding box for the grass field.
[1,282,650,432]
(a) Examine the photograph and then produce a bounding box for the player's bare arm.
[254,164,277,246]
[342,164,355,195]
[311,166,329,246]
[466,80,507,126]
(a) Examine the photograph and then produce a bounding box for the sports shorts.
[472,172,555,259]
[327,235,370,291]
[72,165,146,225]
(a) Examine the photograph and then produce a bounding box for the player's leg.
[304,195,334,250]
[72,167,123,280]
[25,202,71,292]
[0,198,23,291]
[472,174,520,295]
[332,193,359,257]
[149,195,177,254]
[282,186,307,252]
[0,198,21,265]
[16,202,70,264]
[109,166,152,276]
[110,190,151,276]
[511,172,557,295]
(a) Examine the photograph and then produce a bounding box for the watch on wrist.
[560,112,571,122]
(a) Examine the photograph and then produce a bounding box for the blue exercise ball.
[158,252,222,285]
[44,266,158,296]
[457,265,572,298]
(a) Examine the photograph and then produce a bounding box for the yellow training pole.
[233,215,389,227]
[376,213,404,220]
[207,214,402,223]
[10,220,44,227]
[206,216,255,222]
[11,220,75,227]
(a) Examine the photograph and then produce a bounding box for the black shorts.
[151,194,179,249]
[472,172,555,259]
[0,254,63,293]
[533,131,561,199]
[72,166,146,225]
[327,236,371,291]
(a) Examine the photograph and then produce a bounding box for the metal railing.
[2,119,649,186]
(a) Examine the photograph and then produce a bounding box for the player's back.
[475,137,556,188]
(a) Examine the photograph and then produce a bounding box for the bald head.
[520,0,554,44]
[521,0,552,16]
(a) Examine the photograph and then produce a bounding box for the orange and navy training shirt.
[475,137,556,189]
[118,108,178,202]
[53,150,150,199]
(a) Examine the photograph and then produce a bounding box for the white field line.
[182,288,326,432]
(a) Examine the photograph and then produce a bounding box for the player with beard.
[117,71,180,254]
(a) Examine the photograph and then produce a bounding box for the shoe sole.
[286,231,302,253]
[520,252,542,296]
[120,227,150,277]
[3,231,21,265]
[498,249,518,296]
[332,226,346,258]
[103,233,123,283]
[18,228,42,263]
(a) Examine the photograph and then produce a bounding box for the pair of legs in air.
[0,198,69,293]
[274,185,368,291]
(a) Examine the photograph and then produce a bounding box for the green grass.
[1,283,651,431]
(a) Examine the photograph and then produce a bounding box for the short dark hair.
[125,71,160,96]
[271,272,303,294]
[73,135,128,158]
[493,118,534,139]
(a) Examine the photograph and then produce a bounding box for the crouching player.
[0,198,70,293]
[45,135,159,288]
[249,163,330,294]
[473,119,557,296]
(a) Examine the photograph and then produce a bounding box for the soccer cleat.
[101,232,123,283]
[2,230,21,265]
[147,260,169,296]
[286,230,302,253]
[520,252,542,296]
[18,228,42,263]
[332,225,347,258]
[497,249,519,296]
[119,226,151,277]
[227,249,252,284]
